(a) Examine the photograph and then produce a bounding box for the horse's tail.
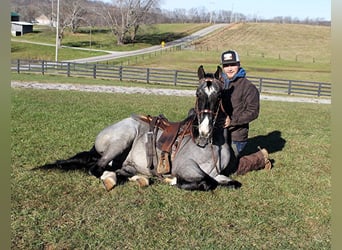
[32,146,101,173]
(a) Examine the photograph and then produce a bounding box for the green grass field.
[11,22,331,249]
[11,88,331,249]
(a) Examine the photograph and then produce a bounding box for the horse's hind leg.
[88,155,113,178]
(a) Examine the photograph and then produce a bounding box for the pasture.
[11,88,331,249]
[11,23,331,83]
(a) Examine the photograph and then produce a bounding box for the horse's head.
[194,65,224,147]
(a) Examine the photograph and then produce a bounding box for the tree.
[97,0,158,45]
[57,0,88,36]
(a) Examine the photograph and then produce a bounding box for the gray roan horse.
[35,65,241,191]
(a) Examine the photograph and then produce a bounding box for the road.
[12,24,228,64]
[66,24,227,63]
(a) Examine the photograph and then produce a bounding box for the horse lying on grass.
[34,65,241,191]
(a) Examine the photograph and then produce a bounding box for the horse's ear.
[214,65,223,80]
[198,65,205,80]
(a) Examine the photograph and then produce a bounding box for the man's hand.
[216,115,231,128]
[223,116,231,128]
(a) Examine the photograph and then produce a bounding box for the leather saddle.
[132,114,192,174]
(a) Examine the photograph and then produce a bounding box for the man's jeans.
[231,141,247,158]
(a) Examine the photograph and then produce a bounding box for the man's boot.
[235,147,272,175]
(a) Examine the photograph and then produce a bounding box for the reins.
[193,77,226,174]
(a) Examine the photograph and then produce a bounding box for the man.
[219,50,271,174]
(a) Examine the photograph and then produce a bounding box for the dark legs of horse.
[89,144,133,179]
[176,175,218,191]
[176,175,242,191]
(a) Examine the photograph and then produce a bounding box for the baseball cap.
[221,50,240,64]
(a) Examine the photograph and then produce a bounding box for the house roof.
[12,21,33,26]
[11,12,20,17]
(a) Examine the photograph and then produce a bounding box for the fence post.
[259,78,263,93]
[41,60,45,75]
[16,59,20,74]
[93,64,97,79]
[146,68,150,84]
[173,70,178,86]
[67,63,71,77]
[119,66,123,81]
[318,82,322,97]
[288,80,292,95]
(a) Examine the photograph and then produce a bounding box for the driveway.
[65,24,227,63]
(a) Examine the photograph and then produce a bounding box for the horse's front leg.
[100,162,150,191]
[214,175,242,189]
[99,162,136,191]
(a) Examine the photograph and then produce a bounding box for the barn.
[11,21,33,36]
[11,11,33,36]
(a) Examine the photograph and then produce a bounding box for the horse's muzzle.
[196,135,210,147]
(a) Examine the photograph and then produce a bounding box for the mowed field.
[123,23,331,82]
[11,22,331,249]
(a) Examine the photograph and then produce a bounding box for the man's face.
[223,63,239,79]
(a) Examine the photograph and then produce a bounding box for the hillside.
[126,22,331,82]
[195,22,331,63]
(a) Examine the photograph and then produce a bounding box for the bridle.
[194,77,226,143]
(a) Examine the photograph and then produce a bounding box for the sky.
[159,0,331,20]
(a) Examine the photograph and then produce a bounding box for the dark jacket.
[221,67,260,141]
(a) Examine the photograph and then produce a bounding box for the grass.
[11,41,107,61]
[11,22,331,82]
[11,23,211,60]
[116,23,331,82]
[11,88,331,249]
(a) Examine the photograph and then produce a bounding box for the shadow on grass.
[242,130,286,155]
[222,130,286,176]
[240,130,286,170]
[62,31,186,48]
[63,41,101,48]
[131,32,188,45]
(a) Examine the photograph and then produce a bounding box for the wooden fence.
[11,59,331,97]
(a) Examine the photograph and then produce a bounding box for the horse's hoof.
[129,175,149,187]
[100,171,117,191]
[164,176,177,186]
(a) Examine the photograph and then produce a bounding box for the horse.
[34,65,241,191]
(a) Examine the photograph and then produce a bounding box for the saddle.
[133,114,192,175]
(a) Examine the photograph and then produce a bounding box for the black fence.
[11,59,331,97]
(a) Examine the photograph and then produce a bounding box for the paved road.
[12,24,228,64]
[65,24,228,63]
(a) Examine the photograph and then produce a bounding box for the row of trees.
[11,0,330,46]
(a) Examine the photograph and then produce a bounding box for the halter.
[194,77,225,143]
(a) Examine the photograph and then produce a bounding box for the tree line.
[11,0,330,46]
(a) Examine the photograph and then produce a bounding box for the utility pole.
[55,0,60,62]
